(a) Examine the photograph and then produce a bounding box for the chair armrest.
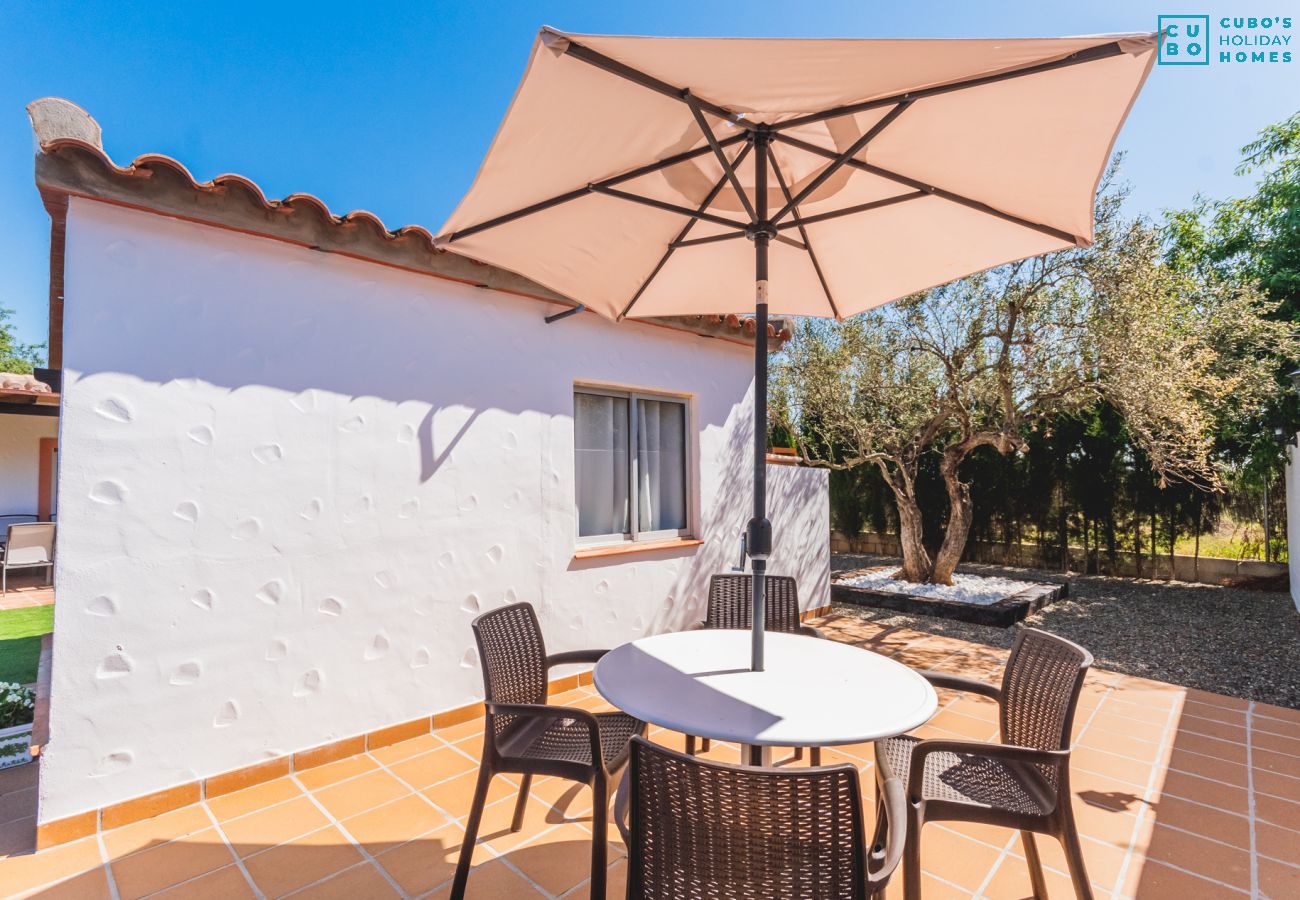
[545,649,609,669]
[487,702,603,768]
[866,774,908,891]
[798,624,826,639]
[905,739,1068,800]
[920,671,1001,701]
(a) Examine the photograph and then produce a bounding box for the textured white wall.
[41,198,829,822]
[0,414,56,515]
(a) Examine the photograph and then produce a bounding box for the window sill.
[573,538,704,560]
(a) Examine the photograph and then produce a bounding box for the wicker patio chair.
[617,735,907,899]
[687,573,824,763]
[451,602,646,900]
[874,628,1095,899]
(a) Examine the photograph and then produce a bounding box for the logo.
[1158,15,1211,64]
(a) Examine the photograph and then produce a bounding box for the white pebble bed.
[840,568,1031,606]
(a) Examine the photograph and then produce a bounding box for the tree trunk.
[931,450,976,585]
[881,464,932,583]
[1134,512,1143,578]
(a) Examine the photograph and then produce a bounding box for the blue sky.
[2,0,1297,350]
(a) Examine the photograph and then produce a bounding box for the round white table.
[594,630,938,765]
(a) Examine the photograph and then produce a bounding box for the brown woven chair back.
[626,736,888,900]
[471,603,548,738]
[705,574,802,633]
[999,629,1093,787]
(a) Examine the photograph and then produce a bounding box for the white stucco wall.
[41,198,829,822]
[0,414,56,516]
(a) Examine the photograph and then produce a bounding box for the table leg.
[743,744,772,767]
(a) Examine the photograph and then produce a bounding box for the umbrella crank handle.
[733,533,747,571]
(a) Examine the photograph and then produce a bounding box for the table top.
[593,630,938,747]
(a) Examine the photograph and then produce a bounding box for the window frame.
[573,384,694,548]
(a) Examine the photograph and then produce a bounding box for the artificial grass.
[0,606,54,685]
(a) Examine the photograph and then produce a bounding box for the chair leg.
[793,746,803,761]
[451,763,494,900]
[902,808,923,900]
[686,735,696,756]
[701,737,711,753]
[590,775,609,900]
[810,747,822,766]
[1059,810,1095,900]
[511,773,532,832]
[1021,831,1050,899]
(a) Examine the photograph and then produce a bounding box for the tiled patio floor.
[1,613,1298,899]
[0,572,54,610]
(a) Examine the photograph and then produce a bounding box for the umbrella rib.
[769,101,912,226]
[776,191,928,229]
[772,39,1130,132]
[685,93,757,222]
[618,142,753,320]
[768,146,840,319]
[439,134,746,243]
[772,133,1085,246]
[558,37,750,129]
[590,184,751,231]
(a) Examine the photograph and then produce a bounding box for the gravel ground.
[831,553,1300,710]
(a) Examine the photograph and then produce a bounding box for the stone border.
[830,567,1067,627]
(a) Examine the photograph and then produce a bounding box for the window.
[574,387,690,544]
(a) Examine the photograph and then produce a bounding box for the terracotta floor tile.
[368,732,445,765]
[423,769,519,820]
[243,825,363,898]
[0,816,36,857]
[1256,819,1300,864]
[1258,856,1300,898]
[1148,794,1250,848]
[1178,700,1245,727]
[1253,746,1300,776]
[436,719,485,744]
[1254,712,1300,742]
[528,776,592,818]
[1071,747,1152,788]
[102,803,212,859]
[1173,714,1245,744]
[1156,768,1248,815]
[478,790,588,853]
[1169,730,1247,764]
[1253,769,1300,804]
[1080,729,1165,766]
[373,821,465,895]
[917,826,1003,891]
[1141,823,1251,888]
[0,835,102,895]
[432,858,546,899]
[109,829,234,899]
[1083,713,1169,746]
[385,746,477,789]
[499,822,605,896]
[342,792,449,852]
[289,861,400,898]
[207,776,303,821]
[1122,857,1247,897]
[0,786,37,826]
[982,853,1100,899]
[294,755,378,792]
[560,856,627,900]
[1105,697,1178,726]
[1254,790,1300,830]
[311,770,408,821]
[222,796,330,857]
[1251,727,1300,758]
[927,709,998,742]
[150,864,256,899]
[1008,831,1127,890]
[932,821,1014,851]
[0,763,38,796]
[1070,799,1140,848]
[12,865,113,900]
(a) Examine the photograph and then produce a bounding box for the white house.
[27,100,829,841]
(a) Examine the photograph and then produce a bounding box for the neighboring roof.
[27,98,790,351]
[0,373,51,394]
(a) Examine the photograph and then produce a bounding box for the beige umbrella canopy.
[437,28,1158,669]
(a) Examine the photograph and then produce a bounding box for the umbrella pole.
[748,130,773,672]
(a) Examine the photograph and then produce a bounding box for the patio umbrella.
[436,28,1158,671]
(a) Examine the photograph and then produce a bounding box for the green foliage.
[0,308,45,374]
[0,683,34,730]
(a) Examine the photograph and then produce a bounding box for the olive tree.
[774,180,1293,584]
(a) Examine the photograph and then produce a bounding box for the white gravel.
[840,568,1033,606]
